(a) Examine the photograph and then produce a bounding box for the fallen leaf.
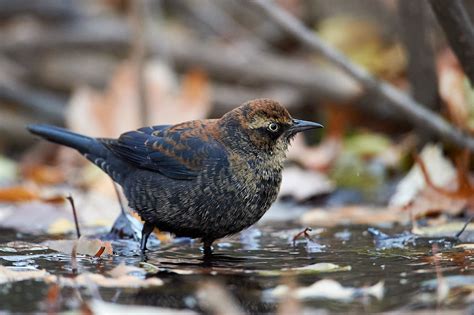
[22,165,66,185]
[259,263,351,276]
[405,187,468,219]
[50,272,163,288]
[454,243,474,250]
[67,61,211,138]
[413,222,474,238]
[301,206,408,227]
[279,167,334,201]
[107,263,144,278]
[0,263,161,289]
[393,145,474,218]
[271,279,384,301]
[0,186,39,202]
[44,236,113,257]
[292,263,351,273]
[389,144,456,208]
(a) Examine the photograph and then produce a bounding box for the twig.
[66,195,81,239]
[455,216,473,239]
[251,0,474,152]
[94,246,106,258]
[430,0,474,86]
[292,227,313,246]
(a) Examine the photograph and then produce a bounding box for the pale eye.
[267,122,279,132]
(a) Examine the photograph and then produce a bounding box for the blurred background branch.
[251,0,474,151]
[430,0,474,86]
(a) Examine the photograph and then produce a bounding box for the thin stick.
[292,227,313,246]
[251,0,474,152]
[430,0,474,86]
[66,195,81,239]
[455,216,473,239]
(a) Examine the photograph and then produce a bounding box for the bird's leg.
[202,239,214,256]
[140,222,154,252]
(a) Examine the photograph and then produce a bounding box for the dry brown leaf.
[0,186,39,202]
[390,144,456,208]
[44,236,113,257]
[405,183,468,219]
[22,165,66,185]
[0,185,66,204]
[301,206,408,227]
[67,61,211,138]
[404,149,474,218]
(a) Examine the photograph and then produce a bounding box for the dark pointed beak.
[287,119,324,136]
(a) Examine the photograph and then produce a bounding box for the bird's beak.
[287,119,323,136]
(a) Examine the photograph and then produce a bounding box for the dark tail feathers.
[27,124,96,154]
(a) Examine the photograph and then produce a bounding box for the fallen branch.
[0,22,361,103]
[251,0,474,151]
[430,0,474,85]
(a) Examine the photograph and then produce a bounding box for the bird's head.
[219,99,323,155]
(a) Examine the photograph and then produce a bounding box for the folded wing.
[101,121,224,180]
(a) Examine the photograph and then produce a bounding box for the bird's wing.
[100,121,224,180]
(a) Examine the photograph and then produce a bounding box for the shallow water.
[0,223,473,313]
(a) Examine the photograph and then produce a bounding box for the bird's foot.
[140,222,154,253]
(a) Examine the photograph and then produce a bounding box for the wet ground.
[0,222,473,314]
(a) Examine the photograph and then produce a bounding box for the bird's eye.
[267,122,279,132]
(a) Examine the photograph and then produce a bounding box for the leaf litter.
[0,262,163,289]
[270,279,384,301]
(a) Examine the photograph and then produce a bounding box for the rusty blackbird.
[27,99,323,254]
